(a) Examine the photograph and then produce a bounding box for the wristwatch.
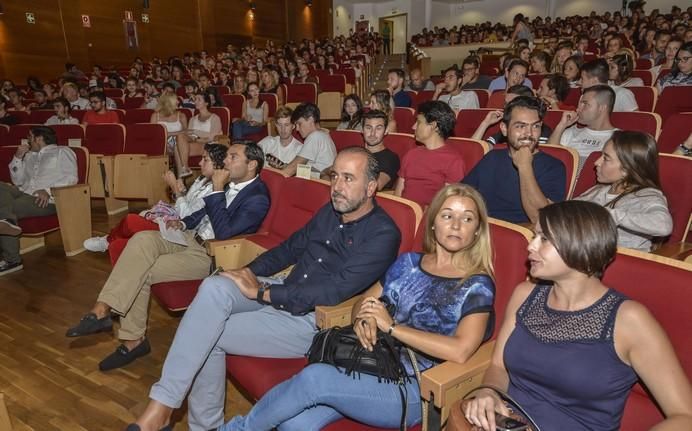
[257,282,271,305]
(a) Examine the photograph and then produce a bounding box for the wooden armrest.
[52,183,90,194]
[206,235,253,256]
[208,237,267,270]
[420,341,495,408]
[651,241,692,261]
[52,184,92,256]
[315,295,362,329]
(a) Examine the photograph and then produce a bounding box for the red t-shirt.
[399,145,466,207]
[82,110,119,125]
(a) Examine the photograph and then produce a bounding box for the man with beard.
[462,96,566,224]
[128,147,401,431]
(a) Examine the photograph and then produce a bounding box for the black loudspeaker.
[143,0,150,9]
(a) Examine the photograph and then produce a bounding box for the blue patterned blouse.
[380,252,495,374]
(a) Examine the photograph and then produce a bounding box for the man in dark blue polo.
[462,96,566,224]
[387,68,412,108]
[131,147,402,431]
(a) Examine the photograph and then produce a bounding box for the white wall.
[333,0,354,37]
[389,15,408,54]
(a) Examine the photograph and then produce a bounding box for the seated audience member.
[151,93,189,175]
[279,103,336,177]
[651,37,683,79]
[124,78,144,100]
[463,96,566,224]
[405,67,436,91]
[1,127,77,275]
[259,68,285,107]
[658,41,692,90]
[42,83,57,102]
[575,131,673,251]
[580,59,638,112]
[396,101,465,207]
[219,184,496,431]
[66,142,270,371]
[89,84,118,109]
[62,82,89,110]
[129,147,401,431]
[550,41,574,74]
[673,132,692,157]
[45,97,79,125]
[6,88,28,112]
[433,66,480,114]
[30,90,52,110]
[562,55,584,87]
[609,52,644,87]
[0,97,19,126]
[83,144,227,256]
[473,85,552,145]
[323,109,400,191]
[369,90,398,133]
[488,58,533,93]
[460,56,493,90]
[486,59,531,107]
[464,200,692,431]
[387,68,412,107]
[177,93,223,178]
[181,80,199,109]
[81,92,120,125]
[336,94,364,131]
[529,51,551,74]
[141,79,161,110]
[197,72,212,92]
[231,82,268,140]
[537,74,575,110]
[548,84,617,170]
[642,29,672,63]
[231,75,247,95]
[257,106,302,169]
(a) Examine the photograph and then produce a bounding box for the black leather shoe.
[124,424,172,431]
[65,313,113,337]
[99,339,151,371]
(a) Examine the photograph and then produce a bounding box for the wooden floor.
[0,204,251,430]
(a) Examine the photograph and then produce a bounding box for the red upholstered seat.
[71,110,86,123]
[242,94,277,143]
[413,90,435,109]
[331,129,364,152]
[610,111,661,139]
[630,70,653,86]
[285,83,318,104]
[628,86,656,112]
[49,124,85,146]
[527,74,545,89]
[657,113,692,154]
[542,110,565,130]
[571,151,600,198]
[85,123,125,155]
[5,124,41,147]
[124,123,166,156]
[655,86,692,122]
[208,106,230,135]
[28,109,55,124]
[469,89,490,109]
[635,58,653,70]
[221,94,244,120]
[104,88,124,99]
[123,96,145,110]
[486,91,505,109]
[602,249,692,430]
[393,107,416,133]
[213,85,230,95]
[124,108,154,125]
[226,356,308,400]
[658,154,692,243]
[8,110,30,124]
[0,125,8,147]
[446,137,489,173]
[319,74,347,93]
[454,109,497,139]
[151,280,203,312]
[383,133,416,162]
[564,87,581,108]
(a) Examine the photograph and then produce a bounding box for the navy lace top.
[381,252,495,375]
[504,284,638,430]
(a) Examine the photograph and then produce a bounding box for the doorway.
[379,14,407,55]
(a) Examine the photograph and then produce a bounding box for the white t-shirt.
[438,91,479,112]
[560,126,617,171]
[258,135,302,164]
[298,130,337,172]
[611,85,638,112]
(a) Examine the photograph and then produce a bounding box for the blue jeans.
[220,363,421,431]
[232,120,264,140]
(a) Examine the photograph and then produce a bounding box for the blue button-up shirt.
[248,202,401,315]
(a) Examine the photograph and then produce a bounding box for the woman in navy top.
[220,184,496,430]
[464,200,692,430]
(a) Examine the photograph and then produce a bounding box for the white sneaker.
[83,236,109,252]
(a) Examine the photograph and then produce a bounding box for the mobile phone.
[495,413,528,431]
[210,266,224,276]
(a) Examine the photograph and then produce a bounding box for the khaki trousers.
[97,230,211,340]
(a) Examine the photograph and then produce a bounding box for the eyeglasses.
[674,56,692,63]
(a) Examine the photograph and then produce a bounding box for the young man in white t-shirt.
[257,106,302,169]
[548,84,618,172]
[580,59,638,112]
[432,66,479,114]
[280,103,336,177]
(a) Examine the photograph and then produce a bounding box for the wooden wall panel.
[287,0,332,42]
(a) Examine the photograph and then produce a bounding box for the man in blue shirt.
[463,96,566,224]
[130,147,402,431]
[387,68,412,108]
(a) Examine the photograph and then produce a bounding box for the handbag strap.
[405,347,429,431]
[462,384,541,431]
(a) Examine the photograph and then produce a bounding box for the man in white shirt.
[1,126,77,275]
[580,59,638,112]
[433,65,480,114]
[548,84,618,172]
[61,82,89,110]
[257,107,302,169]
[281,103,337,177]
[65,143,270,371]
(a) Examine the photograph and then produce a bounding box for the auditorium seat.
[446,137,490,173]
[331,129,363,152]
[393,107,416,133]
[610,111,662,139]
[413,90,435,109]
[123,96,145,110]
[221,94,245,120]
[527,74,545,89]
[657,113,692,154]
[317,75,347,121]
[241,94,278,143]
[3,124,39,147]
[50,124,85,146]
[571,151,601,198]
[655,86,692,123]
[540,144,579,198]
[208,106,231,135]
[543,110,566,130]
[628,86,657,112]
[28,109,55,124]
[469,89,490,108]
[104,88,124,99]
[658,154,692,244]
[212,85,230,95]
[124,108,154,125]
[0,125,8,146]
[7,110,30,124]
[284,82,318,107]
[71,110,86,123]
[486,91,505,109]
[84,124,127,215]
[564,87,582,108]
[630,70,653,86]
[383,133,417,162]
[635,58,654,70]
[454,109,497,139]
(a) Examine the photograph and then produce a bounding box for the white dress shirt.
[194,176,258,240]
[9,145,78,202]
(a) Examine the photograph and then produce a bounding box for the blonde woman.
[369,90,397,133]
[259,68,285,107]
[176,93,223,178]
[150,93,188,177]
